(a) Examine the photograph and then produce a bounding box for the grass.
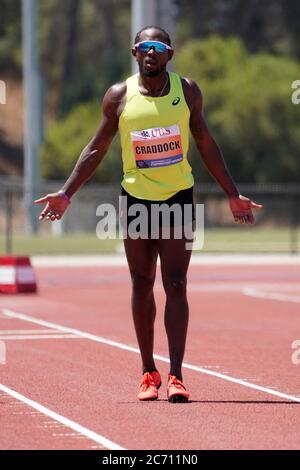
[0,227,299,255]
[200,227,300,252]
[0,234,120,255]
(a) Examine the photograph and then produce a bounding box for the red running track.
[0,260,300,450]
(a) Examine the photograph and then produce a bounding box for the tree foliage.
[0,0,22,76]
[176,36,300,182]
[175,0,300,58]
[41,100,122,182]
[38,0,131,116]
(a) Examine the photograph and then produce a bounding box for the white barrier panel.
[0,80,6,104]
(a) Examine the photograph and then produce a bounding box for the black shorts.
[120,186,195,234]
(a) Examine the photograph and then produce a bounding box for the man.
[35,26,262,403]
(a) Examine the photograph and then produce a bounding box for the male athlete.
[35,26,262,403]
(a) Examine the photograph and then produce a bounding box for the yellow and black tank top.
[118,71,194,201]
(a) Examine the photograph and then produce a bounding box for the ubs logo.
[141,130,150,138]
[172,97,180,106]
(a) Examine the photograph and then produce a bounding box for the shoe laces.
[168,375,186,390]
[139,372,155,391]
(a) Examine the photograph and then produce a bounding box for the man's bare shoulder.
[104,81,127,103]
[180,77,203,111]
[106,82,127,101]
[102,81,127,117]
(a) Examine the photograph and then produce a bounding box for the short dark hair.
[134,26,171,46]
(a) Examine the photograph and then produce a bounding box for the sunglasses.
[134,40,173,54]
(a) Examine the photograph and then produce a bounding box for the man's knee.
[130,272,155,296]
[163,275,187,298]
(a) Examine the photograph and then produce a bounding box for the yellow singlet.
[118,71,194,201]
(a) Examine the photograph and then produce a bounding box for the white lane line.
[2,309,142,355]
[243,288,300,303]
[0,383,126,450]
[0,330,61,334]
[31,254,300,267]
[0,334,79,340]
[3,308,300,404]
[162,283,299,294]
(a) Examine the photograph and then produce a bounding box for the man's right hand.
[34,192,70,221]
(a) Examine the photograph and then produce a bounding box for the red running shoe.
[167,375,189,403]
[138,371,162,401]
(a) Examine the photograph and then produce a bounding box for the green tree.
[175,0,299,57]
[0,0,22,76]
[175,36,300,183]
[39,0,131,117]
[41,100,122,182]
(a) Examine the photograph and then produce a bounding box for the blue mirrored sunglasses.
[134,40,173,54]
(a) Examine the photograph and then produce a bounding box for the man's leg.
[123,237,158,373]
[157,230,192,381]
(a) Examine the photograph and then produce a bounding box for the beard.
[142,69,161,77]
[140,63,163,77]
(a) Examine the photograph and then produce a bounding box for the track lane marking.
[0,383,126,450]
[0,329,63,334]
[3,308,300,404]
[31,254,300,267]
[243,288,300,303]
[2,308,142,354]
[0,334,79,340]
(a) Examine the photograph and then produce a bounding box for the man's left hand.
[229,195,263,224]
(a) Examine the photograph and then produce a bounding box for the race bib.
[131,124,183,169]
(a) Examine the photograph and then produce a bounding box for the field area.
[1,227,299,255]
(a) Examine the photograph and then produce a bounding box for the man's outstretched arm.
[35,84,124,221]
[186,79,262,224]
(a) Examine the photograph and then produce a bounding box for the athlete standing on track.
[35,26,262,403]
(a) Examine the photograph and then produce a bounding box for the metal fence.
[0,178,299,254]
